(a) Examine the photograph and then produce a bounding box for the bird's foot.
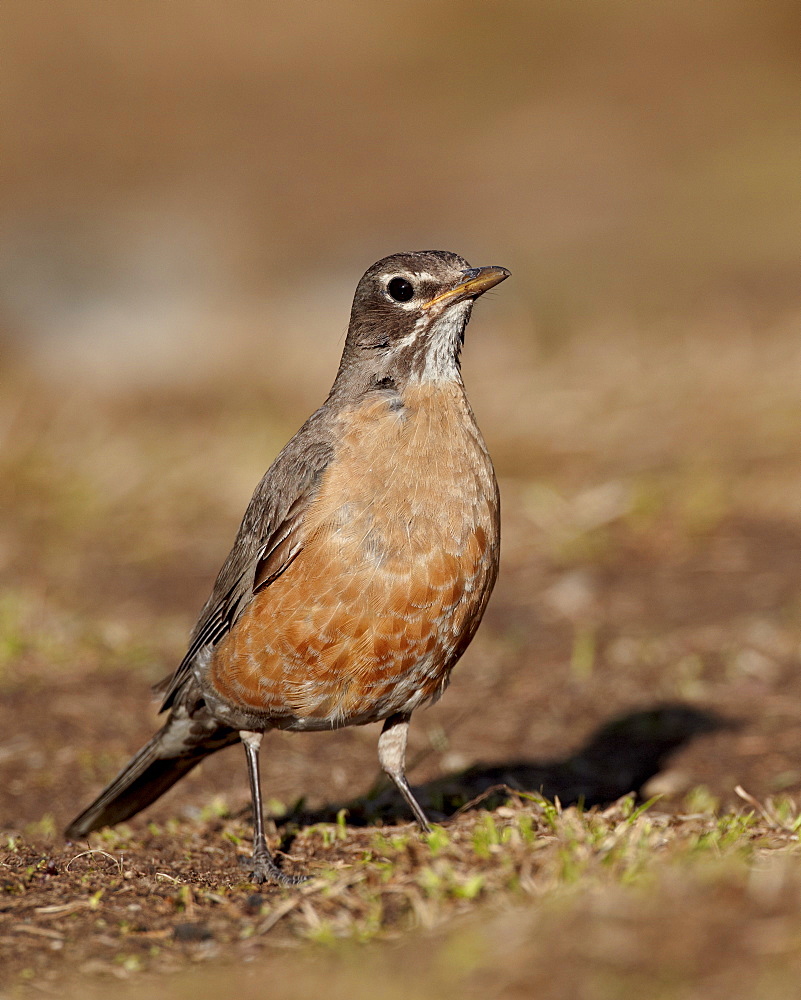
[241,849,308,887]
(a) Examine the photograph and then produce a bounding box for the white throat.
[401,302,471,384]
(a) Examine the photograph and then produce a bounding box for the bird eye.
[387,277,414,302]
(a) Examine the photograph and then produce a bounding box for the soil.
[2,497,801,993]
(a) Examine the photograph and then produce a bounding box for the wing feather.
[158,414,335,710]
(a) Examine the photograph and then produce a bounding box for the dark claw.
[245,850,309,887]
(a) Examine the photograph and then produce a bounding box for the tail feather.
[65,708,238,838]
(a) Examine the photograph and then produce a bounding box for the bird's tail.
[65,705,239,838]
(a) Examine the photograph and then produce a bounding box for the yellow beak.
[424,265,511,310]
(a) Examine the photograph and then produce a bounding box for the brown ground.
[2,320,801,997]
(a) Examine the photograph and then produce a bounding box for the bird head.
[339,250,510,388]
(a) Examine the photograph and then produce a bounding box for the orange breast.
[207,383,499,730]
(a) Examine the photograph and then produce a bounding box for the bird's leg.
[378,714,432,833]
[240,731,306,886]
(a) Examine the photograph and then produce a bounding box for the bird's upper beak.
[424,265,511,310]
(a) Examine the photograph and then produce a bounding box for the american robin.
[66,251,510,884]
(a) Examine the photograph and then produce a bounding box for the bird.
[65,250,510,884]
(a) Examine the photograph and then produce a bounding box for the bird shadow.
[283,703,733,830]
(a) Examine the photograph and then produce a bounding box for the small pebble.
[173,922,214,943]
[242,894,264,916]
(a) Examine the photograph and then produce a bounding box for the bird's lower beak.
[424,265,511,310]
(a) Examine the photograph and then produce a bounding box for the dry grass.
[3,794,801,999]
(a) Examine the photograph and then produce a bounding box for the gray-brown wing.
[158,417,335,711]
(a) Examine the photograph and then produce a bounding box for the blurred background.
[3,0,800,382]
[2,0,801,851]
[3,1,801,993]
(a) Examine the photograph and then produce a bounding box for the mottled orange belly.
[207,383,499,729]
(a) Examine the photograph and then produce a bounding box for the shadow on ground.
[287,704,731,829]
